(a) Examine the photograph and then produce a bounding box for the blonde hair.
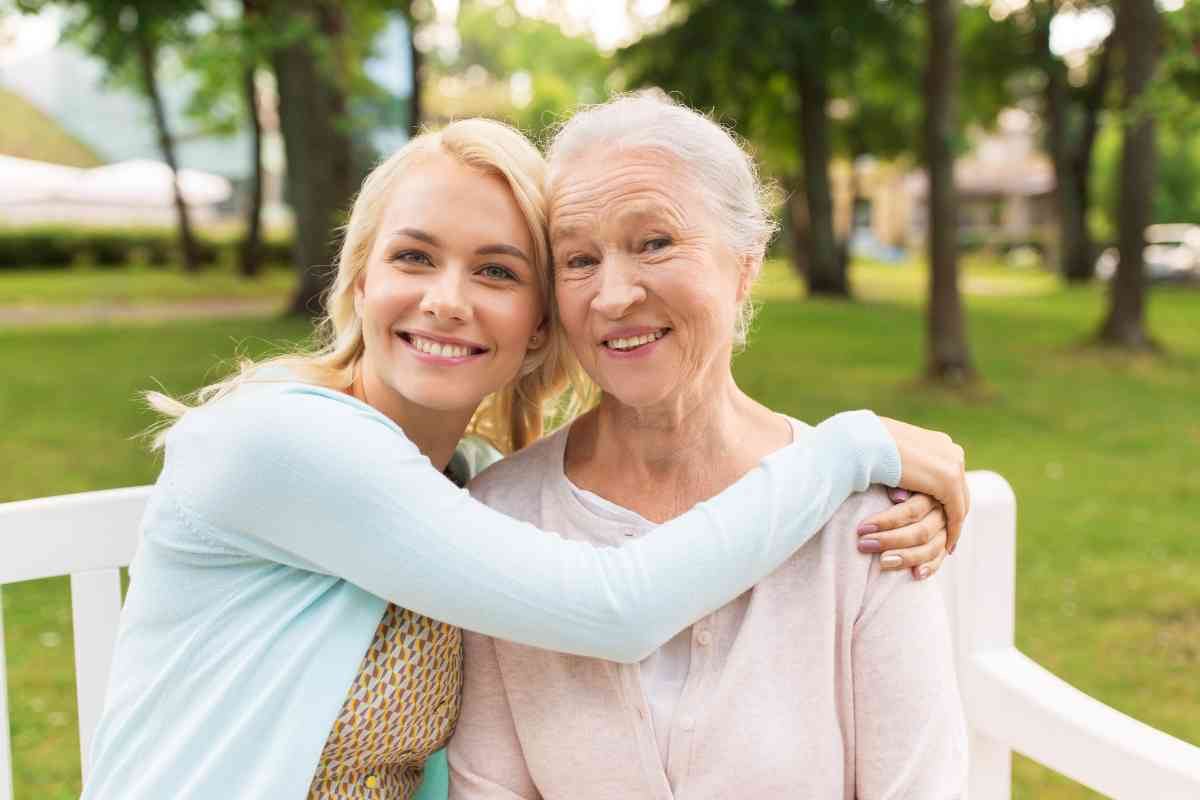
[148,118,587,454]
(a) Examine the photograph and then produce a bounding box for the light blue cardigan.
[81,381,900,799]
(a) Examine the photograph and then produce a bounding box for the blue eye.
[392,250,433,266]
[644,237,671,252]
[480,264,517,281]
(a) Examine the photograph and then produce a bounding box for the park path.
[0,298,283,328]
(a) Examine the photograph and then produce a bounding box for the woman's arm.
[163,383,896,662]
[853,530,968,797]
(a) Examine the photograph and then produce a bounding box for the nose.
[591,255,646,319]
[419,267,473,323]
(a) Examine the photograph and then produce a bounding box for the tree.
[269,0,361,316]
[1098,0,1161,349]
[184,0,270,276]
[1035,2,1113,283]
[399,0,424,136]
[421,0,610,142]
[621,0,921,298]
[239,0,266,277]
[924,0,975,381]
[20,0,206,272]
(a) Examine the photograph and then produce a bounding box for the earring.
[529,334,540,346]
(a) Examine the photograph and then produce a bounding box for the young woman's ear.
[527,320,549,352]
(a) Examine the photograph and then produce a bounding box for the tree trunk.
[1044,21,1112,284]
[272,1,357,317]
[1046,64,1090,282]
[134,26,201,273]
[796,65,849,297]
[1099,0,1159,349]
[406,2,422,137]
[1066,37,1112,282]
[924,0,975,382]
[784,177,810,283]
[240,0,265,278]
[240,65,265,277]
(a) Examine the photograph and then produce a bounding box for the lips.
[398,331,487,359]
[602,328,670,352]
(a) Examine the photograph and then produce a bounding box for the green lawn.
[0,263,295,307]
[1,261,1197,798]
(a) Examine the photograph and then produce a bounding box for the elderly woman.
[446,95,967,798]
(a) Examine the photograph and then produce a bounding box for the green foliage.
[425,0,610,141]
[0,226,292,270]
[1091,112,1200,237]
[16,0,207,83]
[619,0,1012,175]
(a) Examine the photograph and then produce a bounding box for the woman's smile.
[397,330,490,364]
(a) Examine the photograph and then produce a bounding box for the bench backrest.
[2,474,1198,799]
[0,486,148,800]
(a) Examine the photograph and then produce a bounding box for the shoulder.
[795,484,894,593]
[468,426,568,509]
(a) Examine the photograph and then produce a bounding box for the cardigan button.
[680,716,695,732]
[697,630,713,646]
[365,775,379,789]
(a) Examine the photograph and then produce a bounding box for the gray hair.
[545,91,779,348]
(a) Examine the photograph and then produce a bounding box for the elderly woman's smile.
[550,148,749,410]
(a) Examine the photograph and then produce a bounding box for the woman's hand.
[877,417,968,551]
[857,490,948,580]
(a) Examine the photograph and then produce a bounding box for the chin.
[389,374,489,414]
[599,378,676,410]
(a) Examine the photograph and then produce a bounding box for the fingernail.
[880,554,903,568]
[890,488,911,502]
[858,538,882,553]
[857,523,879,535]
[917,565,931,580]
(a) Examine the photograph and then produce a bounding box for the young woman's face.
[355,152,544,417]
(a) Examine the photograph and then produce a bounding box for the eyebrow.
[392,228,529,264]
[476,243,530,263]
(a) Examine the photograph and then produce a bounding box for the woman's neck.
[350,369,474,472]
[564,369,791,523]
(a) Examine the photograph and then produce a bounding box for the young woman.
[81,118,968,799]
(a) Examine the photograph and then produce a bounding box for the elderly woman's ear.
[736,255,762,303]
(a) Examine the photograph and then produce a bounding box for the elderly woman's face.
[550,149,748,410]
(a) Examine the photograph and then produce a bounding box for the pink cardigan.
[448,424,967,799]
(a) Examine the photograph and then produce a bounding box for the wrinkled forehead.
[547,146,704,241]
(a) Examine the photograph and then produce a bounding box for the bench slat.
[71,569,124,782]
[0,487,148,585]
[0,589,15,800]
[967,648,1200,799]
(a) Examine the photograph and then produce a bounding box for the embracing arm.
[163,383,898,662]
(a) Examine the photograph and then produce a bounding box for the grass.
[0,262,296,307]
[1,260,1197,798]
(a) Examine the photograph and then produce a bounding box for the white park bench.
[1,473,1198,799]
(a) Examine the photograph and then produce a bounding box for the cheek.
[554,281,592,342]
[483,288,543,348]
